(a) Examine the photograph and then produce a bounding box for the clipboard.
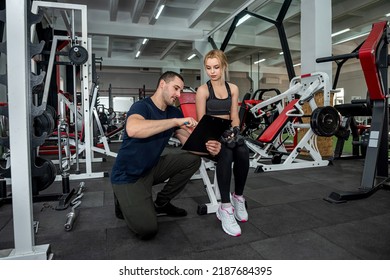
[182,115,231,153]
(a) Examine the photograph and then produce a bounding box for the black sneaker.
[154,202,187,217]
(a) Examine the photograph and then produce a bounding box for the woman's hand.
[205,140,221,156]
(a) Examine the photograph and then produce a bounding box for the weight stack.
[301,91,335,158]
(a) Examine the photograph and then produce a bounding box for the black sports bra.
[205,80,232,116]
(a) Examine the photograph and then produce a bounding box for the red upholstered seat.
[258,99,299,143]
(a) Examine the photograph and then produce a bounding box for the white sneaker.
[216,206,241,237]
[231,193,248,222]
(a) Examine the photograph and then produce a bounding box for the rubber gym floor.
[1,142,390,260]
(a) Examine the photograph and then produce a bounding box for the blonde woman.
[196,50,250,237]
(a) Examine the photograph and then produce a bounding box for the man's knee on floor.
[136,229,158,240]
[131,222,158,240]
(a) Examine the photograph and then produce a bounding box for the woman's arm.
[196,84,208,121]
[174,127,192,144]
[229,83,241,127]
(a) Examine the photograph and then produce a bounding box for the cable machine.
[31,1,108,181]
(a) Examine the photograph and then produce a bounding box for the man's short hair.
[157,71,184,88]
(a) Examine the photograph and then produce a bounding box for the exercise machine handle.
[316,52,359,63]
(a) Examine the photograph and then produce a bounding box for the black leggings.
[216,142,250,203]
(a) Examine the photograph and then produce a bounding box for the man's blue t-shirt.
[111,97,183,184]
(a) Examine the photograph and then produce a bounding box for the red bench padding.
[258,99,299,143]
[178,93,198,120]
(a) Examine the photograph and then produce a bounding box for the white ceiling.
[37,0,390,74]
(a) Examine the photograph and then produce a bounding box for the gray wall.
[96,68,388,106]
[96,69,284,102]
[336,71,368,102]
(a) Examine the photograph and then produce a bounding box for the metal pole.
[3,0,49,259]
[70,9,80,173]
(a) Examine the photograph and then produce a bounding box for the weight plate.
[46,105,57,122]
[34,111,55,137]
[68,45,88,65]
[33,157,57,193]
[310,106,340,137]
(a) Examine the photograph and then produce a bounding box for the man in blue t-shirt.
[111,71,221,240]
